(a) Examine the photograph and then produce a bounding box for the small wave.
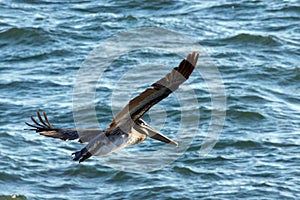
[209,3,244,10]
[63,164,108,177]
[262,139,299,148]
[0,27,54,45]
[207,1,267,12]
[221,33,281,46]
[0,195,27,200]
[268,5,300,13]
[0,79,64,91]
[215,140,262,150]
[0,172,22,182]
[239,95,269,104]
[227,108,266,123]
[173,166,200,175]
[108,171,135,182]
[280,5,300,13]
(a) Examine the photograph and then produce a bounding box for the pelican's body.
[25,51,199,162]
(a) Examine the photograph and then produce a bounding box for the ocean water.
[0,0,299,199]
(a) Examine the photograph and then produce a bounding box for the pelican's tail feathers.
[72,147,92,163]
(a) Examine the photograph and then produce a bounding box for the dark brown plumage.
[25,51,199,163]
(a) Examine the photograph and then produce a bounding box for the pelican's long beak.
[149,130,179,147]
[135,119,178,147]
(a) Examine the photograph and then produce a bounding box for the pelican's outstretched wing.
[25,111,102,143]
[108,51,199,131]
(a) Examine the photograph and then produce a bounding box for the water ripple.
[0,0,299,199]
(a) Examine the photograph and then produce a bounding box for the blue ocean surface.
[0,0,299,199]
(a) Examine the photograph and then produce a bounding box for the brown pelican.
[25,51,199,162]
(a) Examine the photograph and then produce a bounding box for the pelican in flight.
[25,51,199,162]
